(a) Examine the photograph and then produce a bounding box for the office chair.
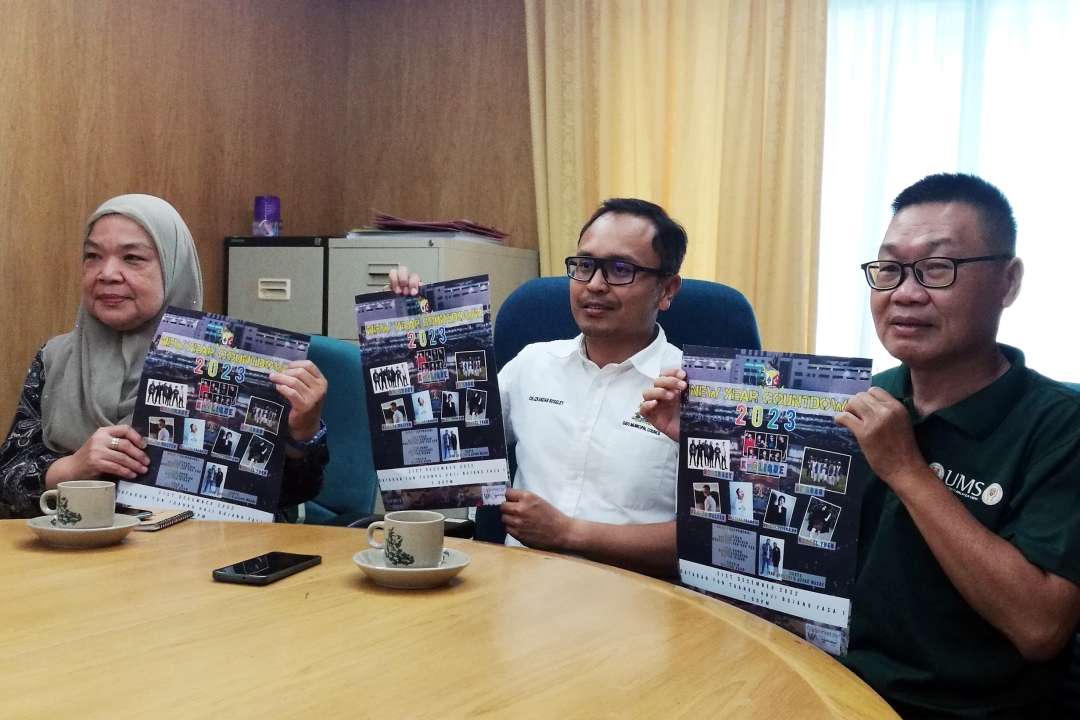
[287,335,476,538]
[475,276,762,543]
[293,335,380,525]
[493,276,761,370]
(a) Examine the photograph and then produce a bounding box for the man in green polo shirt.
[834,173,1080,719]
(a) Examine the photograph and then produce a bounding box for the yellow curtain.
[526,0,827,353]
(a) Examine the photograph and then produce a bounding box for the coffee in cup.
[39,480,116,529]
[366,511,445,568]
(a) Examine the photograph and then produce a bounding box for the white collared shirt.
[499,326,681,547]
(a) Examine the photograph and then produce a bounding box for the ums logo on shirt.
[929,462,1004,505]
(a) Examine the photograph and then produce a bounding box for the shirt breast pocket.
[600,423,678,513]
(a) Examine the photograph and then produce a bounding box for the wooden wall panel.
[345,0,537,251]
[0,0,539,425]
[0,0,350,423]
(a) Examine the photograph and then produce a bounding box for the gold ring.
[110,437,121,450]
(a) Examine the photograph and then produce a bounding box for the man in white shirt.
[730,484,753,520]
[734,488,745,512]
[702,485,717,513]
[388,198,686,577]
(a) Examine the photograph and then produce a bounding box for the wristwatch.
[286,420,327,452]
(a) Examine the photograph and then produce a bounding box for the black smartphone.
[116,506,153,520]
[212,552,322,586]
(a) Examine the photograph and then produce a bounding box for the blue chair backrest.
[479,276,761,543]
[493,276,761,368]
[304,335,379,524]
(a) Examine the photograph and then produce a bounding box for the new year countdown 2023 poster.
[677,345,872,656]
[356,275,509,512]
[119,307,308,521]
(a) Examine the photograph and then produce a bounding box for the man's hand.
[270,360,327,452]
[837,386,1080,661]
[640,368,685,443]
[834,387,926,491]
[503,488,678,577]
[384,266,423,296]
[501,488,578,552]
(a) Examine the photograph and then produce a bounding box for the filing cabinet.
[326,234,540,342]
[224,237,328,335]
[224,234,540,342]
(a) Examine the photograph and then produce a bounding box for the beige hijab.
[41,195,203,453]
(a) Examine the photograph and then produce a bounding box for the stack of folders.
[352,212,510,242]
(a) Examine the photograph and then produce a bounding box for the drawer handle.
[368,263,400,287]
[257,278,291,301]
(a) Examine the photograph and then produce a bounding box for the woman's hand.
[270,360,327,450]
[46,425,150,487]
[383,266,423,295]
[639,368,686,443]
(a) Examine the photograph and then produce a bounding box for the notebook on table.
[133,508,194,532]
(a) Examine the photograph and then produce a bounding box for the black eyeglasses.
[565,256,668,286]
[861,254,1013,290]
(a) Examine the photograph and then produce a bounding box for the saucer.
[27,514,139,549]
[353,548,470,589]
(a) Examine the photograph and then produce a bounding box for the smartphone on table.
[116,507,153,520]
[212,552,322,586]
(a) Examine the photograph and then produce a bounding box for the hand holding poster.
[117,308,309,521]
[356,275,510,511]
[677,346,872,656]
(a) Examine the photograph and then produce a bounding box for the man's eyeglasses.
[861,255,1013,291]
[565,256,668,286]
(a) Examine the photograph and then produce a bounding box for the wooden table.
[0,520,896,719]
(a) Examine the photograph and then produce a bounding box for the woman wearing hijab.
[0,195,328,519]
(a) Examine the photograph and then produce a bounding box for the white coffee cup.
[366,510,445,568]
[39,480,116,529]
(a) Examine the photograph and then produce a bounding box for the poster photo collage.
[357,276,510,512]
[126,308,309,519]
[676,346,872,656]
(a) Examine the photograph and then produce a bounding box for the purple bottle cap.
[254,195,281,223]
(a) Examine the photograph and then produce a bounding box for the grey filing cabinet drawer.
[327,234,540,343]
[224,237,327,335]
[327,245,441,341]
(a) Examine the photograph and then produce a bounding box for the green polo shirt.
[841,346,1080,719]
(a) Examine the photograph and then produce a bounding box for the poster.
[677,346,872,656]
[356,275,510,511]
[117,307,308,522]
